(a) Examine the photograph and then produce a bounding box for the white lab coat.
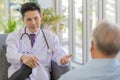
[6,27,66,80]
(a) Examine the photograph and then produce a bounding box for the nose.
[31,19,36,25]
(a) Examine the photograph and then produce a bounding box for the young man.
[59,20,120,80]
[6,2,71,80]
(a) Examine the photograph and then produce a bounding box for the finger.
[65,58,70,63]
[30,61,38,68]
[68,54,72,57]
[65,54,72,58]
[31,58,39,66]
[26,63,33,68]
[25,58,37,68]
[32,56,39,66]
[61,59,66,65]
[29,62,34,68]
[34,61,39,67]
[33,56,39,61]
[62,59,69,65]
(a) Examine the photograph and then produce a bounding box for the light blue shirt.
[59,59,120,80]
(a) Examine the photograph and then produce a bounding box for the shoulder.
[41,29,58,39]
[7,32,18,39]
[42,29,56,36]
[7,28,24,39]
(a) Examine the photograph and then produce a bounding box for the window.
[74,0,83,63]
[60,0,118,65]
[61,0,84,64]
[89,0,98,30]
[105,0,116,22]
[9,0,30,28]
[61,0,69,54]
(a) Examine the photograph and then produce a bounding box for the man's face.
[22,10,41,33]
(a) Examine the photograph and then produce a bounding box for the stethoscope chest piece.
[47,49,52,54]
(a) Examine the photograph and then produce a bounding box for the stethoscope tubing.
[40,27,49,49]
[20,27,50,50]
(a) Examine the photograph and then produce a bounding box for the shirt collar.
[26,27,40,36]
[87,58,119,67]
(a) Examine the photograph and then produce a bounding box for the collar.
[26,27,40,36]
[87,58,119,67]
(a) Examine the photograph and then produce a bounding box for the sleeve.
[6,33,23,65]
[50,33,67,66]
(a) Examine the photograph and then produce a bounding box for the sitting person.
[6,2,71,80]
[59,20,120,80]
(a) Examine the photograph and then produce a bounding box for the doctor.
[6,2,71,80]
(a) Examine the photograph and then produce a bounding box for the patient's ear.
[90,40,94,52]
[90,40,95,57]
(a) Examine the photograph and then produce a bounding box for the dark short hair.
[20,2,41,17]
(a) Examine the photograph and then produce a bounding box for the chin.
[32,29,37,32]
[28,26,39,32]
[33,28,39,32]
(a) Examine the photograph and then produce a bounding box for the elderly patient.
[59,20,120,80]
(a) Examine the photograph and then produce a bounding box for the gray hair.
[92,20,120,55]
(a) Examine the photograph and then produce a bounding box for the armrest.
[0,44,10,80]
[50,60,71,80]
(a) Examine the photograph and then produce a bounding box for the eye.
[35,17,38,20]
[27,18,32,21]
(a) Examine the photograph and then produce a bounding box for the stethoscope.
[20,27,52,54]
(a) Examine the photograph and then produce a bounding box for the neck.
[26,27,39,33]
[91,49,116,59]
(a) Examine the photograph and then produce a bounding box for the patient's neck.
[91,49,116,59]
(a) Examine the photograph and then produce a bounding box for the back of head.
[20,2,41,17]
[92,20,120,56]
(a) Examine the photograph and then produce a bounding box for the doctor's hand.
[60,54,72,65]
[21,54,39,68]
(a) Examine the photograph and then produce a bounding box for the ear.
[90,40,95,58]
[22,17,24,23]
[40,14,43,20]
[90,40,94,52]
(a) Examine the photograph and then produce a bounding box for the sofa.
[0,34,71,80]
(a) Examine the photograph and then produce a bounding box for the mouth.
[31,27,37,30]
[31,25,38,28]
